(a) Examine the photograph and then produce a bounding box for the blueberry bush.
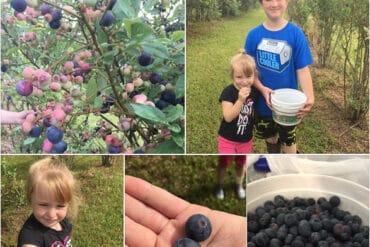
[1,0,185,153]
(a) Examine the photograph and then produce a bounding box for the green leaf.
[175,74,184,98]
[148,139,184,154]
[86,78,97,104]
[167,123,181,133]
[170,31,184,42]
[113,0,139,20]
[95,20,108,44]
[129,103,167,124]
[164,105,183,122]
[23,137,36,145]
[171,131,184,148]
[103,50,119,65]
[141,42,169,59]
[93,96,103,109]
[143,0,157,12]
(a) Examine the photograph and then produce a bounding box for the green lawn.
[125,155,246,216]
[1,155,123,246]
[186,8,338,154]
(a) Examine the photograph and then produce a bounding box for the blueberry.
[29,125,42,137]
[155,99,168,110]
[108,145,120,154]
[46,125,63,144]
[51,9,63,21]
[291,239,304,247]
[361,239,369,247]
[10,0,27,12]
[150,73,161,84]
[16,80,33,96]
[40,3,51,15]
[247,242,256,247]
[309,217,322,231]
[248,220,260,233]
[284,233,294,244]
[172,238,200,247]
[185,214,212,242]
[161,89,177,105]
[129,90,139,98]
[252,232,269,247]
[318,241,329,247]
[277,225,288,241]
[50,140,67,154]
[309,232,321,244]
[258,212,271,228]
[264,227,277,238]
[1,64,7,72]
[298,220,311,237]
[284,213,298,227]
[100,10,115,27]
[49,19,61,29]
[270,238,282,247]
[138,52,153,66]
[353,232,364,243]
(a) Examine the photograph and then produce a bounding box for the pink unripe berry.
[121,121,131,131]
[105,134,113,145]
[59,74,68,82]
[74,76,83,83]
[80,62,91,73]
[16,13,26,20]
[52,108,66,121]
[32,87,44,97]
[6,16,16,24]
[23,67,34,80]
[123,65,132,75]
[132,94,147,104]
[44,13,52,22]
[64,61,74,73]
[22,121,33,132]
[42,138,53,152]
[144,101,155,107]
[64,105,73,114]
[61,81,72,89]
[125,83,134,93]
[50,82,61,92]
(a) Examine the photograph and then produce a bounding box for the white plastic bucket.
[247,174,369,225]
[271,88,306,126]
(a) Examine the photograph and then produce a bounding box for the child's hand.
[237,87,251,103]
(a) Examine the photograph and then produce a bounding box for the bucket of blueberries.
[247,174,369,247]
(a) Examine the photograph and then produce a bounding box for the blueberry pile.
[248,195,369,247]
[173,214,212,247]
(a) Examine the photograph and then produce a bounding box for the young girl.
[216,50,258,199]
[18,157,80,247]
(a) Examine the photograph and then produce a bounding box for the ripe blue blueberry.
[108,145,120,154]
[100,11,115,27]
[138,52,154,66]
[10,0,27,12]
[49,19,61,29]
[150,73,161,84]
[46,125,63,144]
[1,64,7,72]
[161,89,176,105]
[155,99,168,110]
[40,4,51,15]
[29,125,42,137]
[51,140,67,154]
[185,214,212,242]
[51,9,63,21]
[172,238,200,247]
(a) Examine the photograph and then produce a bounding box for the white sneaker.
[215,187,224,200]
[236,184,246,199]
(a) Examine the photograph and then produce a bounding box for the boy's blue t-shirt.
[245,22,313,116]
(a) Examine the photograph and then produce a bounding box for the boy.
[245,0,314,153]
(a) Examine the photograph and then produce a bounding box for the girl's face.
[233,66,254,90]
[31,186,69,231]
[261,0,288,21]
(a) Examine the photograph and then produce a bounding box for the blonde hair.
[26,157,80,220]
[230,49,257,79]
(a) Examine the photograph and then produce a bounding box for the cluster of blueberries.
[248,195,369,247]
[173,214,212,247]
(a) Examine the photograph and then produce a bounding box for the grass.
[185,8,347,154]
[1,155,123,246]
[125,155,246,216]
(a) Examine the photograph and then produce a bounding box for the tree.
[1,0,185,154]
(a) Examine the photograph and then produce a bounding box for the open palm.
[125,175,246,247]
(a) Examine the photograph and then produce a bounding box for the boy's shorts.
[218,136,253,154]
[254,112,296,146]
[218,155,246,167]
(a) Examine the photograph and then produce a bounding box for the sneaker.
[215,187,224,200]
[235,184,246,199]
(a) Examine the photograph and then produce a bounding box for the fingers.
[125,175,190,219]
[125,216,157,247]
[125,193,169,234]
